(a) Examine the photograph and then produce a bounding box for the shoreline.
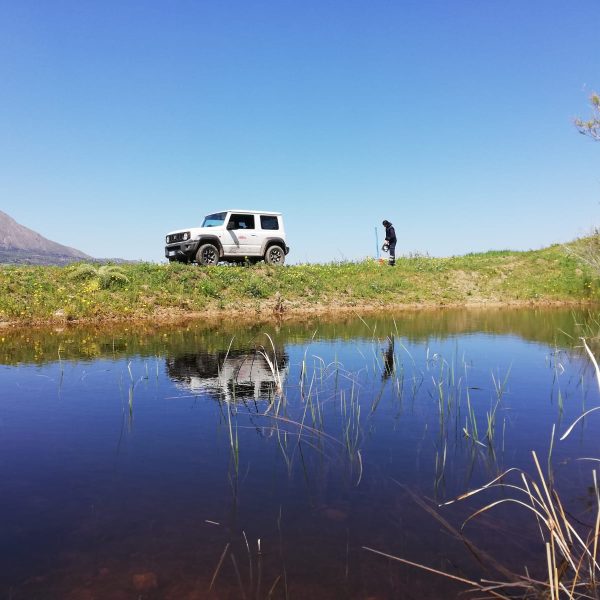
[0,297,596,330]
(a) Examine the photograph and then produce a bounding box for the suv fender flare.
[261,237,287,255]
[196,236,224,257]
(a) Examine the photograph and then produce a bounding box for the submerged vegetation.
[0,240,598,325]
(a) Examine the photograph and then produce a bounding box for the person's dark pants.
[388,240,396,266]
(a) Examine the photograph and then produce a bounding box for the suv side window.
[260,215,279,230]
[228,214,255,230]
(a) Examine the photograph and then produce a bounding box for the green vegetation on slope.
[0,242,597,324]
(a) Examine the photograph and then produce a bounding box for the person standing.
[382,220,396,266]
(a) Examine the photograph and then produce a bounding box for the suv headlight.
[183,232,190,241]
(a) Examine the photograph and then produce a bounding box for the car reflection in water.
[166,347,288,403]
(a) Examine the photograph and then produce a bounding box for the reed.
[366,449,600,598]
[363,337,600,599]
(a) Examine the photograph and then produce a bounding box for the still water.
[0,308,599,599]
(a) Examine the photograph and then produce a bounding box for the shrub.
[66,264,130,289]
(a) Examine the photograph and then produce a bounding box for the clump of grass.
[443,451,600,599]
[68,263,130,289]
[98,266,129,288]
[243,278,269,298]
[67,264,98,281]
[565,230,600,278]
[365,449,600,599]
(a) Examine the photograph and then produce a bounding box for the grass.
[0,240,598,324]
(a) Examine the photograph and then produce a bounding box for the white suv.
[165,209,289,266]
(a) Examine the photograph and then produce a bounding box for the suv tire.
[196,243,219,266]
[265,245,285,265]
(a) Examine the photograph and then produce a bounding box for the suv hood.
[166,225,225,238]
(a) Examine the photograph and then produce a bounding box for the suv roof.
[213,209,282,216]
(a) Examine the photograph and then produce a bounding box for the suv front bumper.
[165,242,198,261]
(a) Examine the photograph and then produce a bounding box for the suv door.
[256,214,280,253]
[224,213,260,255]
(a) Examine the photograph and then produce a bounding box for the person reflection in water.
[382,336,395,380]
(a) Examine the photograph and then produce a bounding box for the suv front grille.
[167,233,187,244]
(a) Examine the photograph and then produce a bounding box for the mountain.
[0,210,93,265]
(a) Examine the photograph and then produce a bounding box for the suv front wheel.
[265,245,285,265]
[196,243,219,266]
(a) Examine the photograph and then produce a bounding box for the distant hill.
[0,210,92,266]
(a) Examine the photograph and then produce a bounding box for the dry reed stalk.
[209,542,230,591]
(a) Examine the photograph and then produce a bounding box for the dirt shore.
[0,297,595,329]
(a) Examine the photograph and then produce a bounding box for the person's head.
[382,220,391,227]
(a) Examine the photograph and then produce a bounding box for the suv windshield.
[201,212,226,227]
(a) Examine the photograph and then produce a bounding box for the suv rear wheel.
[196,243,219,266]
[265,245,285,265]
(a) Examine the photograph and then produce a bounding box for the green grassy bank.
[0,241,598,325]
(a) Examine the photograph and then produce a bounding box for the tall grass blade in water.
[379,452,600,598]
[364,336,600,598]
[257,333,283,398]
[560,338,600,442]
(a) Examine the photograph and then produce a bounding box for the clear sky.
[0,0,598,263]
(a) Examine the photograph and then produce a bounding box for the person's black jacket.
[385,224,396,243]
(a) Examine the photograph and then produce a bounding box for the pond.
[1,307,599,599]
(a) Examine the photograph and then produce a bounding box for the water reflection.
[166,347,288,403]
[0,307,596,366]
[0,308,599,599]
[381,335,395,380]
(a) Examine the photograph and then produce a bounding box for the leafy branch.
[575,92,600,141]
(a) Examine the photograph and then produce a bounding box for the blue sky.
[0,0,598,263]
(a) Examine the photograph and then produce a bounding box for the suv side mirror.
[226,222,235,230]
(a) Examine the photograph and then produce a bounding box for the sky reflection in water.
[0,308,599,599]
